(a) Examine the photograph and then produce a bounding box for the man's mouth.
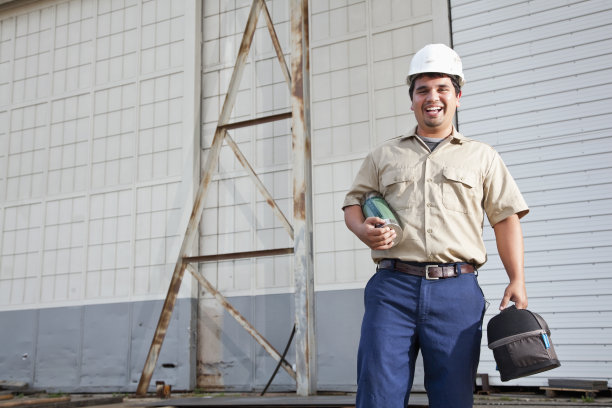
[425,106,443,114]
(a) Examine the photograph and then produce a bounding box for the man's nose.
[426,91,440,102]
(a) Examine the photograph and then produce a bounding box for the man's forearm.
[344,205,365,235]
[493,214,528,309]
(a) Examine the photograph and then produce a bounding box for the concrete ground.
[2,392,611,408]
[79,392,612,408]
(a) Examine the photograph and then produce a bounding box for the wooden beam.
[184,248,294,263]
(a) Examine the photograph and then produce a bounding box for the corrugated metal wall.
[451,0,612,386]
[0,0,200,391]
[0,0,198,307]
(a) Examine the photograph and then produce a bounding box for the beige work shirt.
[342,127,529,269]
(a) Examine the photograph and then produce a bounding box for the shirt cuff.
[489,206,529,227]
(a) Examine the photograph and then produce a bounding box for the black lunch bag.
[487,306,561,381]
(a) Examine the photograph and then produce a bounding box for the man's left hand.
[500,280,528,310]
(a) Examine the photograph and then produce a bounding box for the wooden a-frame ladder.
[136,0,316,397]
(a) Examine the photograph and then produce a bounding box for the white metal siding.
[452,0,612,386]
[0,0,199,309]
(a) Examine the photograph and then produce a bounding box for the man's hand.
[500,280,528,310]
[356,216,397,250]
[344,205,396,250]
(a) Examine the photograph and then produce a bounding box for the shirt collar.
[405,126,466,144]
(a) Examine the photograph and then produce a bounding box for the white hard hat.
[407,44,465,87]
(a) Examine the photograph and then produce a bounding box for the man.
[342,44,529,408]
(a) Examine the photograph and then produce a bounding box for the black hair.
[408,73,461,101]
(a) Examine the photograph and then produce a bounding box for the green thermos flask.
[361,192,403,247]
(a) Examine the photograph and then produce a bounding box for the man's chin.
[423,120,446,129]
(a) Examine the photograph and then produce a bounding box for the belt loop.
[456,263,462,276]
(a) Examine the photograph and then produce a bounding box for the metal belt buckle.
[425,265,439,280]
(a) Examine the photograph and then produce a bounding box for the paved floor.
[3,393,611,408]
[79,392,612,408]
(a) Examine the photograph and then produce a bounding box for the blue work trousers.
[356,266,486,408]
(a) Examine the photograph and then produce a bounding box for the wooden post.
[290,0,317,396]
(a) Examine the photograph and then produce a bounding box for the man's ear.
[456,90,462,107]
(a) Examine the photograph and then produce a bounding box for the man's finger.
[374,241,393,250]
[499,292,511,310]
[365,216,385,226]
[371,230,396,249]
[378,229,395,242]
[366,227,385,239]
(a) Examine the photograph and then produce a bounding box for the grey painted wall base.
[198,288,366,393]
[199,287,427,393]
[0,288,421,393]
[0,298,197,393]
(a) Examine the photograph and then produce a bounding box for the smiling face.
[410,74,461,138]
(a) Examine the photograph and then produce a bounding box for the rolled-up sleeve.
[483,151,529,227]
[342,154,379,209]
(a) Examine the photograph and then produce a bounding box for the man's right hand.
[357,217,397,250]
[344,205,397,250]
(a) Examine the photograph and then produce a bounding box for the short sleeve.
[483,151,529,226]
[342,154,379,210]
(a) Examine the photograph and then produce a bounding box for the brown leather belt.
[378,259,475,280]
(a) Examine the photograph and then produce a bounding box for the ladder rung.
[219,111,292,130]
[184,247,294,263]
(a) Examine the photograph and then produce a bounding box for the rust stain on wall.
[294,182,306,220]
[197,298,224,389]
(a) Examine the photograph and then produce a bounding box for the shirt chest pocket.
[442,167,479,214]
[380,169,417,210]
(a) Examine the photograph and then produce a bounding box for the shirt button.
[427,229,433,234]
[427,178,433,182]
[427,202,433,207]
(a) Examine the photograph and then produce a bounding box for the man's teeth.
[426,107,442,112]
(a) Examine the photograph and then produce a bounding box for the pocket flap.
[381,169,415,186]
[488,329,545,349]
[443,167,477,188]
